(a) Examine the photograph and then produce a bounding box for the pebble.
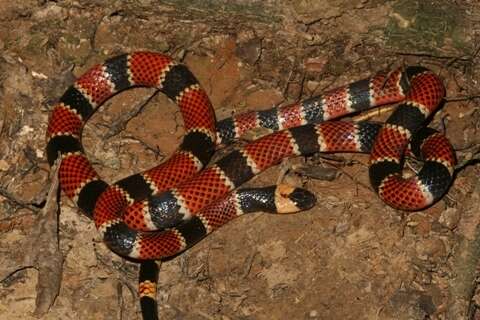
[438,208,460,230]
[415,238,446,260]
[0,159,10,171]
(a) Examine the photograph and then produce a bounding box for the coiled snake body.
[46,52,456,319]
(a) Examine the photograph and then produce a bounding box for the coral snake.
[46,51,456,319]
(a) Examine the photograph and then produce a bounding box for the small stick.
[27,157,64,316]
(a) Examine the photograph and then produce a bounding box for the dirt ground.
[1,1,480,319]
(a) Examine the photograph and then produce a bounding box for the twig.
[444,95,480,102]
[103,92,159,139]
[25,157,64,316]
[241,252,257,279]
[455,145,480,171]
[334,165,371,193]
[275,158,291,185]
[0,187,41,212]
[390,51,476,62]
[446,180,480,319]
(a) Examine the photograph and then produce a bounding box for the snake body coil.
[46,52,456,319]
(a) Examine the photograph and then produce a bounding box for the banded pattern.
[102,121,455,260]
[115,184,317,260]
[138,260,159,320]
[216,67,407,144]
[135,184,316,320]
[94,66,423,235]
[46,52,216,227]
[46,52,456,320]
[103,121,372,258]
[368,67,455,210]
[46,52,217,320]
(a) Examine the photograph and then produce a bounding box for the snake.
[46,51,456,319]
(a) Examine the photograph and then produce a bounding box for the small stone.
[309,310,318,317]
[0,159,10,171]
[36,148,44,159]
[415,238,446,260]
[438,208,460,230]
[19,125,34,136]
[334,216,351,235]
[304,57,327,73]
[235,38,262,65]
[306,80,321,93]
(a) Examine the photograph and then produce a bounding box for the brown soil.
[1,1,479,319]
